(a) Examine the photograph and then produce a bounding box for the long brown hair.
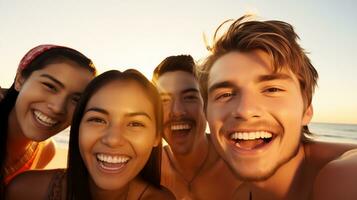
[66,69,163,200]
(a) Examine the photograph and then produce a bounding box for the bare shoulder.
[312,148,357,200]
[6,169,64,200]
[35,139,56,168]
[304,140,357,168]
[143,185,175,200]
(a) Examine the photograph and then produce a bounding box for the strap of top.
[137,183,150,200]
[48,169,66,200]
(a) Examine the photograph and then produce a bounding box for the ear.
[302,104,313,125]
[14,72,26,92]
[153,132,161,147]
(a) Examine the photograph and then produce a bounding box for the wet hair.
[198,15,318,110]
[152,54,196,84]
[0,46,96,197]
[66,69,163,200]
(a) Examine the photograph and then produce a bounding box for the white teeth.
[34,110,58,126]
[171,123,191,131]
[230,131,273,140]
[96,154,130,164]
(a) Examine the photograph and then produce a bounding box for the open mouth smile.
[96,153,131,173]
[229,131,274,150]
[170,121,192,136]
[33,110,59,127]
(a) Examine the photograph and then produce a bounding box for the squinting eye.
[264,87,284,93]
[215,92,234,101]
[71,96,81,104]
[161,97,171,104]
[128,121,145,127]
[43,82,57,92]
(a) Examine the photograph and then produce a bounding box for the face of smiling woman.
[79,80,159,191]
[11,60,93,141]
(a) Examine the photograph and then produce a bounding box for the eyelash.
[263,87,285,93]
[128,121,145,127]
[215,92,235,101]
[87,117,106,124]
[43,82,57,92]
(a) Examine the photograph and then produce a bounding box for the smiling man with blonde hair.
[199,15,357,200]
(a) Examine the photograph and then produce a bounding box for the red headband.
[17,44,64,71]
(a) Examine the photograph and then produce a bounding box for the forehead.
[156,71,199,94]
[31,61,92,89]
[87,80,155,115]
[208,51,297,87]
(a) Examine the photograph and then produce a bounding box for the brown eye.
[128,121,145,127]
[43,82,57,92]
[87,117,106,124]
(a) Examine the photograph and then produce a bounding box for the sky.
[1,0,356,124]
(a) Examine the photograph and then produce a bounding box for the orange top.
[4,142,40,185]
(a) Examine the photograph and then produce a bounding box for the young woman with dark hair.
[0,44,96,197]
[6,69,174,200]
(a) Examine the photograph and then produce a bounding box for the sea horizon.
[53,122,357,149]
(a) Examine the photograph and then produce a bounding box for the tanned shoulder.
[6,169,61,200]
[312,148,357,200]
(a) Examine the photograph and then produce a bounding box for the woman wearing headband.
[0,44,96,197]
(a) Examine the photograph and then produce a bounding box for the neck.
[174,133,210,170]
[90,181,129,200]
[249,144,311,199]
[167,133,212,182]
[6,108,33,164]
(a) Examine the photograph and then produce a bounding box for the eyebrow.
[208,73,293,94]
[40,74,65,88]
[257,73,293,82]
[160,88,200,96]
[85,107,109,115]
[208,81,236,94]
[182,88,200,94]
[125,112,152,121]
[84,107,152,121]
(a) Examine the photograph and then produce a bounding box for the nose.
[232,91,261,120]
[101,124,126,147]
[169,99,187,118]
[47,95,67,115]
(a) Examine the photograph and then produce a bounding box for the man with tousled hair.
[153,55,239,200]
[198,15,357,200]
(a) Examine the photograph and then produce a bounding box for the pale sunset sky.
[1,0,356,124]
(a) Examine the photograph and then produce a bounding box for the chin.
[233,167,278,182]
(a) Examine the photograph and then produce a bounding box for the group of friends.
[1,15,357,200]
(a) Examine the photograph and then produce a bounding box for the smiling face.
[79,80,159,191]
[156,71,206,155]
[206,50,313,181]
[12,60,93,141]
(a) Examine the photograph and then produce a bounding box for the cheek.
[78,126,97,159]
[131,131,157,156]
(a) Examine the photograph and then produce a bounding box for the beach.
[46,122,357,169]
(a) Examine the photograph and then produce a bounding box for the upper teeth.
[171,123,191,131]
[34,110,57,126]
[230,131,273,140]
[97,154,130,164]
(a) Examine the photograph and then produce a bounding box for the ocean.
[53,122,357,148]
